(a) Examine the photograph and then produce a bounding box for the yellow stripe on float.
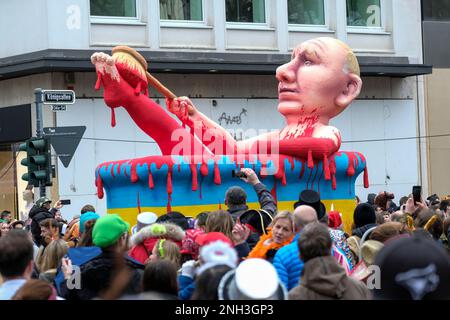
[108,199,357,235]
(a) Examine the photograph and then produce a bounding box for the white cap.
[235,259,279,299]
[132,212,158,234]
[137,212,158,225]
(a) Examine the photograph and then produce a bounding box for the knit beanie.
[353,203,376,228]
[79,211,100,234]
[92,214,129,248]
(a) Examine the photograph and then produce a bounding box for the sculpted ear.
[335,73,362,108]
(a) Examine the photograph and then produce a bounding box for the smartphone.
[412,186,422,205]
[231,170,247,178]
[60,199,71,205]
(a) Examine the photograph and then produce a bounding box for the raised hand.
[166,96,197,122]
[239,168,260,186]
[232,222,251,245]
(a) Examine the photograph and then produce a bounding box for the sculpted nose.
[276,62,296,83]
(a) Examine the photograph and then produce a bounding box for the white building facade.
[0,0,431,219]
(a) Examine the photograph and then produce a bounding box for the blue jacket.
[274,233,353,291]
[178,275,195,300]
[273,233,303,291]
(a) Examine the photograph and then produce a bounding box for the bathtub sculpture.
[92,37,369,233]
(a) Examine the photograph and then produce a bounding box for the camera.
[231,170,247,178]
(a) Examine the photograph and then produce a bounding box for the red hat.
[195,232,233,247]
[328,211,342,229]
[180,228,204,259]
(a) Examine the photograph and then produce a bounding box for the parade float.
[92,37,368,233]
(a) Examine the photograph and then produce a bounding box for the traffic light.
[19,137,52,187]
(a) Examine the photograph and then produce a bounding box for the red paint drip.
[270,176,278,204]
[323,154,331,180]
[214,161,221,185]
[287,157,295,172]
[317,165,323,194]
[137,192,141,213]
[111,108,116,127]
[299,161,305,179]
[330,155,337,190]
[131,162,138,183]
[110,164,115,178]
[134,81,142,96]
[95,72,102,90]
[356,152,370,188]
[200,161,208,176]
[344,152,356,176]
[148,169,154,189]
[364,167,369,188]
[189,164,198,191]
[166,169,173,212]
[307,149,314,169]
[96,174,104,199]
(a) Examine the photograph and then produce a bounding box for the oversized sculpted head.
[276,37,362,123]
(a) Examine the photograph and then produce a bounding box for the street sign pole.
[34,88,46,197]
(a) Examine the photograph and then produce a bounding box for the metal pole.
[34,88,46,197]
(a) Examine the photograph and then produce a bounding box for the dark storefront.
[0,104,32,217]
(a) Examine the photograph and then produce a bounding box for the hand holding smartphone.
[412,186,422,205]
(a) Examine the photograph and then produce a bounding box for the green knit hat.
[92,214,129,248]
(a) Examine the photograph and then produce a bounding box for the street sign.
[51,105,67,112]
[42,90,76,105]
[43,126,86,168]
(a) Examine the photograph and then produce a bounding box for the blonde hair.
[155,239,181,269]
[39,239,69,273]
[205,210,234,240]
[269,211,294,232]
[333,38,360,76]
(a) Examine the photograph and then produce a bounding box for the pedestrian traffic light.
[19,137,52,187]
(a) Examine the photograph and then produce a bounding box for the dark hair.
[439,200,449,213]
[443,217,450,239]
[81,205,95,214]
[192,265,232,300]
[1,210,11,219]
[415,209,443,240]
[196,212,210,228]
[298,222,332,263]
[39,218,59,229]
[157,211,189,230]
[0,230,33,277]
[375,212,386,225]
[11,220,25,229]
[12,279,55,300]
[369,222,408,243]
[399,196,409,207]
[225,187,247,207]
[142,260,178,296]
[78,220,96,247]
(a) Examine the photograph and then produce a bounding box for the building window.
[422,0,450,21]
[226,0,266,23]
[160,0,203,21]
[90,0,137,17]
[347,0,381,27]
[288,0,325,25]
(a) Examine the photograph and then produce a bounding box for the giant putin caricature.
[92,37,368,232]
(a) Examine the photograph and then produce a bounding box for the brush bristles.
[112,51,147,81]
